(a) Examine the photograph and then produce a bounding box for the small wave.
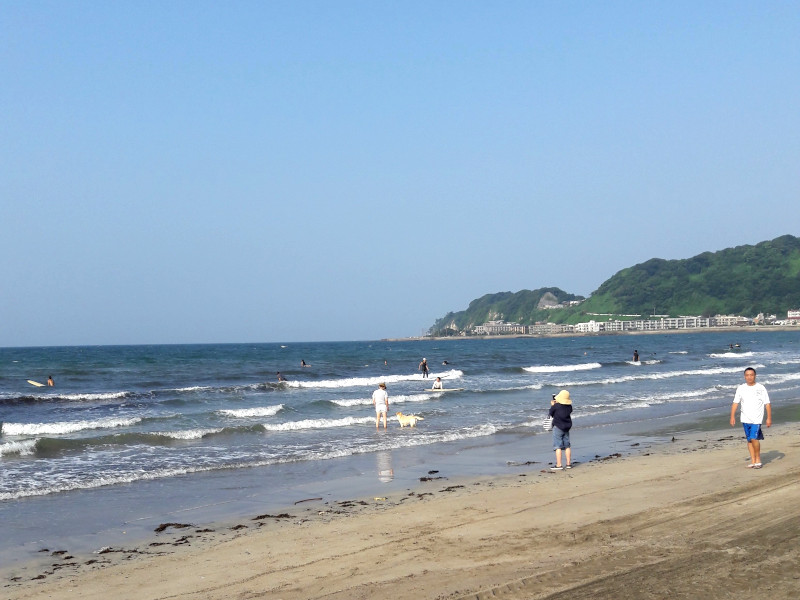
[708,352,755,359]
[648,386,720,401]
[59,391,132,401]
[168,385,213,392]
[523,363,601,374]
[0,391,132,406]
[555,364,763,388]
[1,416,142,436]
[217,404,284,418]
[669,351,688,354]
[262,416,374,431]
[0,465,205,501]
[0,424,501,501]
[626,359,661,366]
[1,439,38,456]
[285,369,464,389]
[776,358,800,365]
[330,393,432,407]
[164,382,282,395]
[764,372,800,385]
[151,428,224,440]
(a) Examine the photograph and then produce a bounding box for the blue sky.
[2,1,799,346]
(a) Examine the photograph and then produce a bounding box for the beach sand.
[4,423,799,600]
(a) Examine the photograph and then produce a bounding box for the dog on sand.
[396,412,424,428]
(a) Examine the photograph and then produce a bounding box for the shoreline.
[386,324,800,342]
[5,418,799,599]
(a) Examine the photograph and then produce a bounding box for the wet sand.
[4,422,799,600]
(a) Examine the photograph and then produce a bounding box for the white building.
[474,320,525,335]
[574,320,602,333]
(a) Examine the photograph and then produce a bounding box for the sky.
[2,1,799,346]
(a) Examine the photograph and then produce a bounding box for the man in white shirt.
[729,367,772,469]
[373,382,389,430]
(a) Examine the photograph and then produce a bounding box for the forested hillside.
[430,288,583,335]
[429,235,800,335]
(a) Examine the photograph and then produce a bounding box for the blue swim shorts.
[552,426,570,450]
[742,423,764,442]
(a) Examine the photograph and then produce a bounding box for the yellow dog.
[395,412,424,428]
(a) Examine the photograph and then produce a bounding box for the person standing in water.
[372,382,389,430]
[549,390,573,470]
[47,375,54,387]
[419,358,429,378]
[632,350,639,362]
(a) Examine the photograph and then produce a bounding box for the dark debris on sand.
[154,522,193,533]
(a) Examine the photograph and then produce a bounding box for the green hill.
[429,235,800,335]
[430,288,584,335]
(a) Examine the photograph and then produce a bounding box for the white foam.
[2,416,142,436]
[709,352,755,359]
[764,372,800,385]
[648,386,720,401]
[523,363,602,373]
[262,416,375,431]
[285,369,464,389]
[218,404,284,418]
[0,465,203,501]
[330,393,432,407]
[169,386,213,392]
[0,424,502,501]
[556,364,764,388]
[152,428,223,440]
[0,439,38,456]
[58,392,130,401]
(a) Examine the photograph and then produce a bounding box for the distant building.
[474,320,525,335]
[788,309,800,321]
[470,310,778,337]
[574,320,602,333]
[528,323,573,335]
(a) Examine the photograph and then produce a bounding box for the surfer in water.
[632,350,639,362]
[301,359,309,367]
[276,372,287,382]
[47,375,54,387]
[431,377,444,390]
[419,358,429,379]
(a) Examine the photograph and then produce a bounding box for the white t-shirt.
[733,382,770,424]
[372,388,388,413]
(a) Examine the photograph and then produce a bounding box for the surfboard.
[427,388,464,392]
[27,380,45,387]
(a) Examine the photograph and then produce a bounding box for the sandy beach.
[4,421,799,600]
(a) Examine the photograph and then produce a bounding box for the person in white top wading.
[729,367,772,469]
[373,382,389,430]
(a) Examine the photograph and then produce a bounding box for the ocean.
[2,331,799,569]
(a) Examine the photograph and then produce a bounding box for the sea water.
[2,332,799,567]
